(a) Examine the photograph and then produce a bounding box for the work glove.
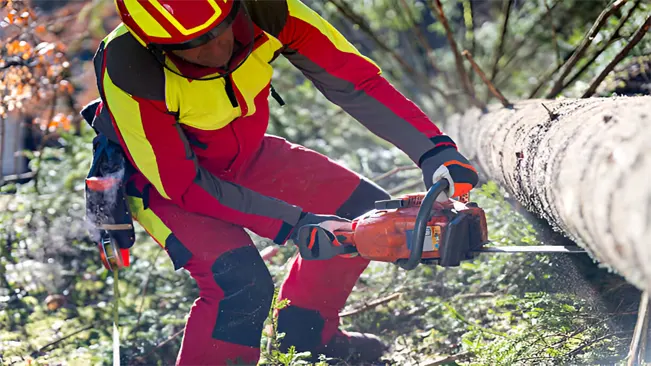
[419,135,479,201]
[290,213,357,260]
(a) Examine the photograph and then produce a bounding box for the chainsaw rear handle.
[397,179,450,270]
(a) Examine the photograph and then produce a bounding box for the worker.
[85,0,479,364]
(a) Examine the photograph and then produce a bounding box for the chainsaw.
[329,180,585,270]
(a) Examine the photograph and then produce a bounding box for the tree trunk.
[445,96,651,293]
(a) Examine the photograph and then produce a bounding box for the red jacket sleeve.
[277,0,456,166]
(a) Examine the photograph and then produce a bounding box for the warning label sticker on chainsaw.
[406,226,441,252]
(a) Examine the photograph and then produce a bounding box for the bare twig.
[462,0,476,60]
[372,165,419,182]
[582,14,651,98]
[541,103,558,120]
[547,0,629,98]
[463,50,512,108]
[134,328,185,364]
[545,1,561,67]
[35,322,99,353]
[561,0,640,93]
[0,57,36,70]
[529,61,566,98]
[397,0,452,89]
[627,292,650,366]
[326,0,451,102]
[499,0,561,74]
[489,0,514,82]
[423,351,472,366]
[388,179,423,195]
[339,292,402,317]
[430,0,485,110]
[128,250,163,339]
[1,171,36,184]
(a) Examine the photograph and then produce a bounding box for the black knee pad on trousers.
[211,246,275,347]
[277,305,325,352]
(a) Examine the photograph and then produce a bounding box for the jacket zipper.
[224,76,238,108]
[224,75,240,173]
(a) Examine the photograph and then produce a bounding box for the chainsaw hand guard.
[397,179,450,270]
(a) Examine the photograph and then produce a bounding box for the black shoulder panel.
[244,0,288,38]
[104,32,165,101]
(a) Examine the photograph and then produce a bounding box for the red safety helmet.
[115,0,254,77]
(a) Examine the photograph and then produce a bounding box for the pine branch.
[339,292,402,317]
[463,50,512,108]
[565,331,631,358]
[546,0,629,98]
[582,14,651,98]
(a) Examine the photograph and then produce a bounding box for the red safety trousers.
[127,135,390,365]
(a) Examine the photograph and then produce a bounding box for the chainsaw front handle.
[397,179,449,270]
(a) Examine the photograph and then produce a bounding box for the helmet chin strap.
[147,4,255,81]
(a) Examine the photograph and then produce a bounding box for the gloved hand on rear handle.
[290,212,357,260]
[419,135,479,201]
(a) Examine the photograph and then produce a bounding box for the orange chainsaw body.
[337,192,488,264]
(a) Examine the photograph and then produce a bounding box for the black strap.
[270,83,285,106]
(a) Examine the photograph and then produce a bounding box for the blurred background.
[1,0,650,364]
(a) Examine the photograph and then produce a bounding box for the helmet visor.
[153,0,242,52]
[150,1,255,78]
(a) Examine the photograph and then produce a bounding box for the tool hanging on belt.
[84,134,135,272]
[298,179,585,270]
[84,133,135,366]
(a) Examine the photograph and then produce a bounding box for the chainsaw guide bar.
[475,245,586,254]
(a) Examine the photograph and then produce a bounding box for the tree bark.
[445,96,651,293]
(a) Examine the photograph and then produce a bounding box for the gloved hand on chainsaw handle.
[290,212,357,260]
[419,135,479,201]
